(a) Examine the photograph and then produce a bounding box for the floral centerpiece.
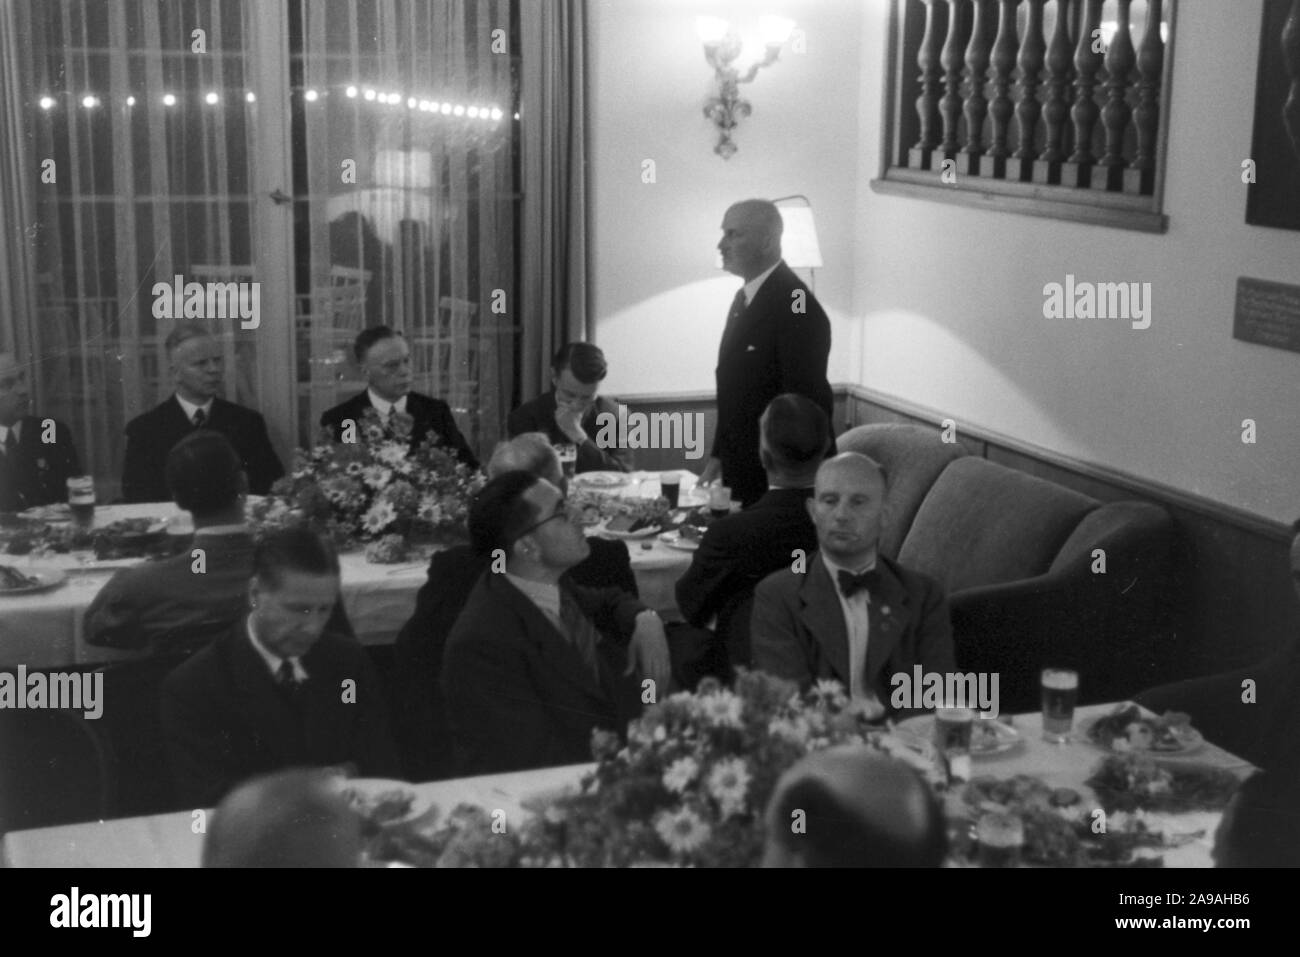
[249,408,483,563]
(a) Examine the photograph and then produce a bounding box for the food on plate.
[677,523,704,542]
[91,518,172,561]
[1050,787,1081,808]
[1086,754,1241,814]
[605,514,659,533]
[343,785,416,825]
[0,564,41,591]
[1086,704,1197,753]
[967,719,1019,753]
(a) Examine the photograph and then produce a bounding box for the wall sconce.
[697,15,796,159]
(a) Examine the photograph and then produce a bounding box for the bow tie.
[837,567,880,599]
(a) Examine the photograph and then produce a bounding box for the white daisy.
[662,757,699,794]
[699,690,743,729]
[706,757,751,819]
[654,807,710,854]
[361,500,397,534]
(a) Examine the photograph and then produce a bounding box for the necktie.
[276,658,300,696]
[192,408,207,428]
[718,289,748,356]
[559,592,602,685]
[837,567,881,599]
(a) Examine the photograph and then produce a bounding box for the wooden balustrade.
[894,0,1167,200]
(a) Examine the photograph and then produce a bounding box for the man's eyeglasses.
[515,499,581,539]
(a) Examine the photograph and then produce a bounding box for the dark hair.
[352,325,401,364]
[770,771,947,867]
[1214,770,1300,867]
[253,526,341,590]
[164,431,244,517]
[761,394,831,472]
[551,342,607,384]
[468,470,543,557]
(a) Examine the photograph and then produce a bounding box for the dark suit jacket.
[160,620,399,807]
[392,537,637,780]
[751,552,956,715]
[441,571,646,776]
[506,391,630,473]
[122,397,284,503]
[713,261,834,506]
[675,487,818,669]
[0,415,80,511]
[321,390,478,469]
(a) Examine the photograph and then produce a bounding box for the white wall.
[854,0,1300,522]
[588,0,864,395]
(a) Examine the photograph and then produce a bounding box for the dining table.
[0,703,1255,868]
[0,470,703,669]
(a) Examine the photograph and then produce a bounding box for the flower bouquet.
[249,408,483,563]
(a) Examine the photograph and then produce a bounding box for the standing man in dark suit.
[676,394,829,676]
[320,326,478,469]
[441,471,671,775]
[751,453,955,718]
[0,352,81,512]
[161,527,398,808]
[507,342,630,473]
[392,432,637,780]
[122,322,283,502]
[699,199,834,507]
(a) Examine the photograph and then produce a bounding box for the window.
[872,0,1175,233]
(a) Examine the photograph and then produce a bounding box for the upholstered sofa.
[836,424,1185,713]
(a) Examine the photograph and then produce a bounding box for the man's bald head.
[719,199,784,280]
[763,747,947,867]
[808,453,887,567]
[487,432,564,489]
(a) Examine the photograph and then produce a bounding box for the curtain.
[297,0,518,459]
[519,0,587,399]
[2,0,268,501]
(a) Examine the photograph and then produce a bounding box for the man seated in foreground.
[507,342,630,473]
[676,393,827,677]
[762,746,948,867]
[161,527,398,807]
[203,768,362,868]
[751,452,956,718]
[393,432,639,780]
[441,471,671,775]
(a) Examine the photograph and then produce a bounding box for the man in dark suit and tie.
[676,394,828,678]
[751,452,956,718]
[507,342,630,473]
[441,470,672,775]
[0,352,81,512]
[699,200,834,507]
[161,527,398,807]
[121,322,284,502]
[320,326,478,469]
[393,432,638,780]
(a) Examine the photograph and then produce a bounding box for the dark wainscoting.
[615,386,1299,681]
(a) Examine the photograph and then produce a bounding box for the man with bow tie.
[320,326,478,469]
[121,322,284,502]
[751,452,956,718]
[698,199,834,508]
[0,351,81,512]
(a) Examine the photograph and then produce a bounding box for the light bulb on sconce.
[697,14,797,160]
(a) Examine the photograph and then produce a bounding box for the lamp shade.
[777,204,823,269]
[759,15,796,46]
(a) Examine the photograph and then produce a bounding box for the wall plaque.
[1234,277,1300,354]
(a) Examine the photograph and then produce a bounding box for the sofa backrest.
[834,424,967,558]
[898,456,1099,593]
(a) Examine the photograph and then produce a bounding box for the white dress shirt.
[0,420,19,452]
[741,259,782,306]
[175,394,214,426]
[246,616,308,683]
[821,553,880,705]
[367,389,408,420]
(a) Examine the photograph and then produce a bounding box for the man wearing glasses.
[321,325,478,468]
[0,351,81,512]
[442,470,672,775]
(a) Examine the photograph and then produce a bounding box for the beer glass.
[976,812,1024,868]
[66,476,96,531]
[659,471,680,509]
[934,706,975,783]
[555,444,577,480]
[707,485,732,520]
[1040,668,1079,743]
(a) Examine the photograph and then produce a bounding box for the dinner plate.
[18,503,72,522]
[0,563,68,596]
[571,471,632,489]
[1078,716,1205,759]
[895,714,1024,757]
[658,530,700,551]
[340,778,437,828]
[598,522,662,540]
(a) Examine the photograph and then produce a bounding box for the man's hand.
[626,611,672,693]
[553,402,589,444]
[698,456,722,486]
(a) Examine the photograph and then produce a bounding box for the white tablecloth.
[0,704,1255,868]
[0,475,699,668]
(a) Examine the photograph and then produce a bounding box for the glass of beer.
[66,476,96,531]
[707,485,732,519]
[1040,668,1079,743]
[933,706,975,783]
[659,471,680,509]
[976,812,1024,868]
[555,443,577,480]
